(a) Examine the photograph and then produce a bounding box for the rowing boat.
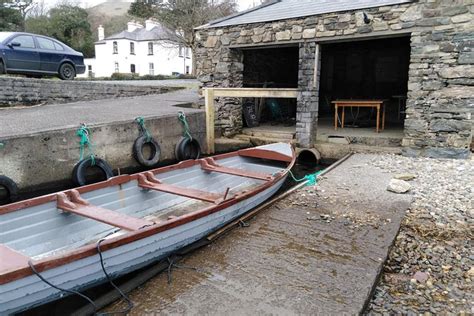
[0,142,295,314]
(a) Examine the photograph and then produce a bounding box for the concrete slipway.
[99,154,411,315]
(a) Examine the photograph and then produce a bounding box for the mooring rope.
[28,260,99,313]
[135,116,152,142]
[288,170,323,186]
[177,111,193,141]
[76,123,96,166]
[96,238,134,315]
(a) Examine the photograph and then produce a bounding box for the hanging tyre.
[72,157,114,186]
[0,175,18,205]
[133,135,161,167]
[175,137,201,161]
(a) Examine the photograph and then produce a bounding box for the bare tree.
[4,0,37,18]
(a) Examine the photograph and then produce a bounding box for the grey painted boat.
[0,142,295,315]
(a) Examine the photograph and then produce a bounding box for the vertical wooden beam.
[313,43,320,89]
[204,88,215,154]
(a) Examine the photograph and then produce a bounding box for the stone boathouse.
[195,0,473,159]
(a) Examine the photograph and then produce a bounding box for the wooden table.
[331,100,386,133]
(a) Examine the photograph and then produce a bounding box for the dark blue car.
[0,32,85,80]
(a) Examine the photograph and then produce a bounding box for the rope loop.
[177,111,193,141]
[76,123,96,165]
[135,116,152,142]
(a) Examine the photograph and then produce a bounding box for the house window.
[114,62,119,73]
[178,46,184,57]
[148,42,153,55]
[113,41,118,54]
[130,42,135,55]
[186,65,190,75]
[130,64,136,73]
[185,47,191,58]
[149,63,154,75]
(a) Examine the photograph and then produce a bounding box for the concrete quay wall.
[0,112,206,193]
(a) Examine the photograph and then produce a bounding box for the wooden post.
[204,88,215,154]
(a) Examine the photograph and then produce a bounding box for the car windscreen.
[0,32,13,43]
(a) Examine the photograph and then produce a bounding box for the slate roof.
[201,0,414,28]
[103,23,182,43]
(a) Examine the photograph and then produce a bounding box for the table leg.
[341,107,345,128]
[334,105,338,130]
[382,103,386,131]
[376,105,380,133]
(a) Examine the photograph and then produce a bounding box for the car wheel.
[59,63,76,80]
[0,60,5,74]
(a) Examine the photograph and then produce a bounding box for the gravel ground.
[366,154,473,314]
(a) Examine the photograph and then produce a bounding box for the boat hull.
[0,177,286,315]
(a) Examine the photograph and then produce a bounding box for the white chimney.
[145,19,160,31]
[98,25,104,41]
[127,21,143,32]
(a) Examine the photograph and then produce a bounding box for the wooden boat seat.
[137,172,227,204]
[0,245,30,274]
[57,190,153,231]
[199,157,273,181]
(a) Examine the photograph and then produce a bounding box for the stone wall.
[195,0,473,158]
[0,76,178,107]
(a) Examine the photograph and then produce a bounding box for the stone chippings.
[195,0,473,157]
[367,154,473,314]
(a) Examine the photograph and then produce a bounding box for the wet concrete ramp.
[106,154,411,314]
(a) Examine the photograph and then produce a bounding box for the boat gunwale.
[0,145,295,285]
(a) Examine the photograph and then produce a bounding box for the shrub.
[110,73,140,80]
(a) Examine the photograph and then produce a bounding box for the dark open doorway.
[319,36,411,130]
[241,46,299,128]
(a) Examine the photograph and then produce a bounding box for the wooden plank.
[204,88,215,154]
[313,43,320,89]
[137,172,224,204]
[57,191,153,231]
[0,245,30,274]
[211,88,298,98]
[199,158,272,181]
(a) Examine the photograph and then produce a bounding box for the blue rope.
[288,170,323,186]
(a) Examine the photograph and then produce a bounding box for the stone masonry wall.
[297,42,319,148]
[195,0,473,158]
[0,76,177,107]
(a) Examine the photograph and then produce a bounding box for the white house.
[79,19,192,78]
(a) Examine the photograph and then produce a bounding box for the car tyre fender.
[175,137,201,161]
[0,175,19,205]
[72,157,114,186]
[133,135,161,167]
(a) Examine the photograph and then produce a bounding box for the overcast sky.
[40,0,260,11]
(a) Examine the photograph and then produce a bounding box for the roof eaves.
[195,0,281,30]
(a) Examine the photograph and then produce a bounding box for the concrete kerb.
[0,112,206,193]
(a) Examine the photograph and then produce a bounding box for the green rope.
[288,169,323,186]
[135,116,152,142]
[76,124,96,165]
[178,111,193,141]
[0,142,4,149]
